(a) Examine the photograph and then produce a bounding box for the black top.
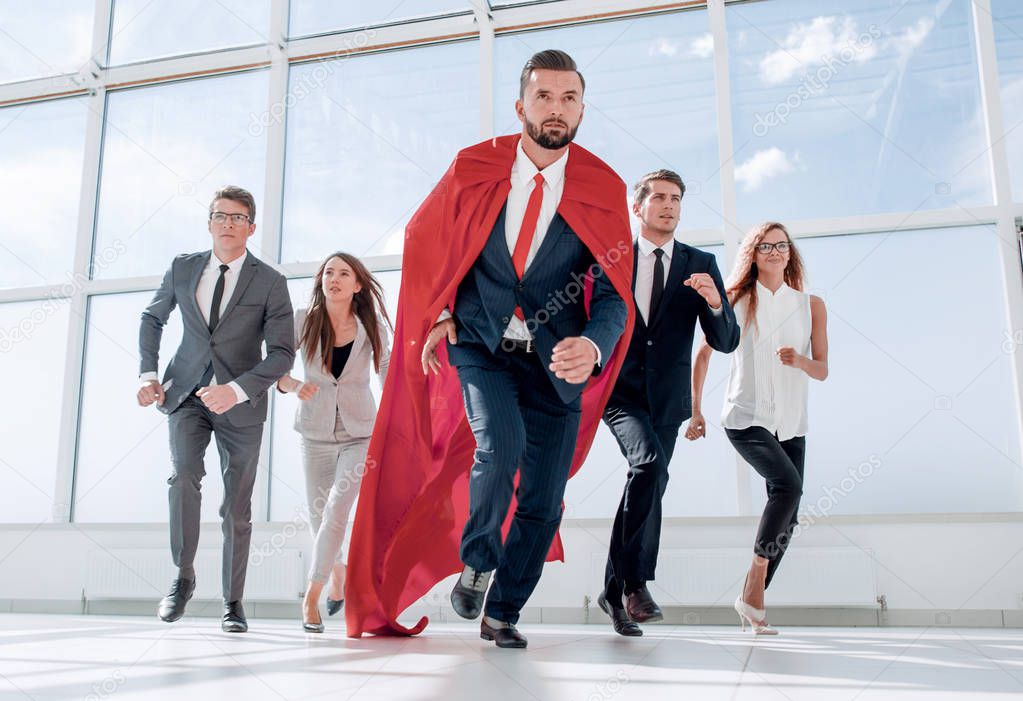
[330,341,354,379]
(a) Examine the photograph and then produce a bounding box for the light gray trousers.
[301,414,369,584]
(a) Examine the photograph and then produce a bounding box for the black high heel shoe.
[326,598,344,616]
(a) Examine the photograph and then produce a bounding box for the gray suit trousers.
[168,395,263,602]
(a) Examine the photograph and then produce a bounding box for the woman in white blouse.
[687,222,829,635]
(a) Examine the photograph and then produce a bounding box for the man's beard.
[525,116,579,150]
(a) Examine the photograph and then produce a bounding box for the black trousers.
[725,425,805,589]
[602,404,680,601]
[455,345,582,625]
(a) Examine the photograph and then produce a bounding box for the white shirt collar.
[512,140,568,190]
[211,249,247,273]
[637,236,674,260]
[756,279,789,297]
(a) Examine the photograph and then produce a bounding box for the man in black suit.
[597,170,739,636]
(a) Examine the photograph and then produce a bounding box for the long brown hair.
[726,222,806,331]
[299,252,392,373]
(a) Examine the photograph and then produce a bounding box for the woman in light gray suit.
[276,252,391,632]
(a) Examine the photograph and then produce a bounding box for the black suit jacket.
[606,240,739,427]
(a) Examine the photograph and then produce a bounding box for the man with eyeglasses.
[596,169,739,636]
[137,185,294,633]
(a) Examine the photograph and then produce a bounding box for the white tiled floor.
[0,614,1021,700]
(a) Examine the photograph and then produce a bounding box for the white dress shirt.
[440,141,601,363]
[140,251,249,405]
[635,236,673,325]
[721,282,812,441]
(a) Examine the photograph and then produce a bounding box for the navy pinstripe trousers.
[455,343,581,624]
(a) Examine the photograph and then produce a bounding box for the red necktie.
[511,172,545,319]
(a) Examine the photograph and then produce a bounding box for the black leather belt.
[500,337,535,353]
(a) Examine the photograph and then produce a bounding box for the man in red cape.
[346,50,635,647]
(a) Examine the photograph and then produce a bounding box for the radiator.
[592,547,878,606]
[84,548,305,601]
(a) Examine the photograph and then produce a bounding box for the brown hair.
[633,169,686,206]
[209,185,256,221]
[519,49,585,98]
[299,252,393,373]
[726,222,806,331]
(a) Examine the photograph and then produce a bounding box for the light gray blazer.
[290,307,390,440]
[139,250,295,427]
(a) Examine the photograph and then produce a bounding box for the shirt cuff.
[437,308,452,323]
[580,336,602,367]
[227,381,249,405]
[708,302,724,316]
[139,372,158,384]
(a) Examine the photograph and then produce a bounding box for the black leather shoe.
[326,598,344,616]
[480,619,528,649]
[597,591,642,637]
[157,578,195,622]
[450,566,492,620]
[625,584,663,623]
[222,601,248,633]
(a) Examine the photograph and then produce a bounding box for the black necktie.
[649,248,665,323]
[208,264,229,332]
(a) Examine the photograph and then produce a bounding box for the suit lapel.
[631,241,646,331]
[340,317,367,380]
[649,240,688,330]
[189,252,212,336]
[520,213,567,283]
[215,251,258,329]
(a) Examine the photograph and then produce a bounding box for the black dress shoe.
[222,601,248,633]
[326,598,344,616]
[597,591,643,637]
[450,566,492,620]
[480,619,527,649]
[157,578,195,622]
[625,584,663,623]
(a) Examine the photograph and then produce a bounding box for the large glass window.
[92,71,270,280]
[107,0,271,66]
[991,0,1023,202]
[0,97,89,290]
[74,292,226,523]
[495,11,723,232]
[0,299,70,522]
[280,42,479,263]
[288,1,469,37]
[754,225,1022,515]
[727,0,990,221]
[0,0,93,85]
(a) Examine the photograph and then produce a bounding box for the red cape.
[345,134,635,637]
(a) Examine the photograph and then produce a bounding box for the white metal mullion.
[972,1,1023,468]
[53,0,113,523]
[257,0,292,522]
[473,2,495,140]
[707,0,750,517]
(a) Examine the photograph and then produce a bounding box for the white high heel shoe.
[734,595,779,636]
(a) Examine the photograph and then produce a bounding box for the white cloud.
[649,38,679,57]
[734,147,795,191]
[690,33,714,59]
[892,17,934,58]
[759,16,877,85]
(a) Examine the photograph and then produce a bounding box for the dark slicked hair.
[519,49,585,98]
[633,169,686,206]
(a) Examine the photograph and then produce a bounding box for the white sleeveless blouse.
[721,281,812,441]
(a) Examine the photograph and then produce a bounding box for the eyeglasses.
[755,241,791,254]
[210,212,251,225]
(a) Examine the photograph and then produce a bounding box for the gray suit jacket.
[289,307,390,440]
[139,250,296,427]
